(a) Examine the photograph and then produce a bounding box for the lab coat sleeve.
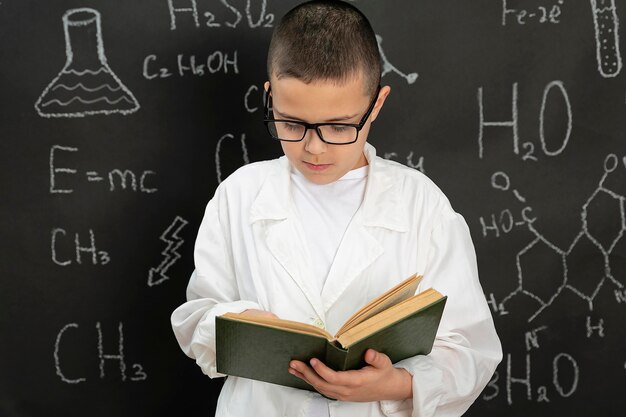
[171,189,261,378]
[379,206,502,417]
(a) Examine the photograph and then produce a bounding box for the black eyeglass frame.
[263,84,382,145]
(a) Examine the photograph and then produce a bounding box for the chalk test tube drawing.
[35,8,140,118]
[376,35,418,84]
[148,216,189,287]
[590,0,622,78]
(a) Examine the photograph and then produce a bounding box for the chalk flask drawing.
[35,8,140,118]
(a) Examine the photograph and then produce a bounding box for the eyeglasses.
[263,84,381,145]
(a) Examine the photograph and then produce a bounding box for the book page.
[222,312,334,340]
[336,288,443,348]
[335,274,422,338]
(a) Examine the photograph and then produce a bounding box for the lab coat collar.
[249,142,409,318]
[249,142,409,232]
[360,143,409,232]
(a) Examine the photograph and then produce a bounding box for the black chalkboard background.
[1,1,625,416]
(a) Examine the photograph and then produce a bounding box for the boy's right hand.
[240,309,279,319]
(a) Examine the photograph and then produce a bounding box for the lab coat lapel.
[320,211,384,310]
[249,157,326,320]
[264,218,326,319]
[320,143,409,311]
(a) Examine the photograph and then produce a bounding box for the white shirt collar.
[250,142,409,232]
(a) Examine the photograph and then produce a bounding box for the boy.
[171,1,502,416]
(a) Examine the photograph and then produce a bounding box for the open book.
[216,273,446,391]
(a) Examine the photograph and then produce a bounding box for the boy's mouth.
[303,161,331,171]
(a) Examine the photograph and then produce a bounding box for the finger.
[310,362,376,389]
[305,360,357,400]
[364,349,392,369]
[291,360,335,393]
[288,367,309,384]
[288,361,320,388]
[288,360,311,383]
[309,358,344,385]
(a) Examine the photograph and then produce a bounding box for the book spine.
[324,340,349,371]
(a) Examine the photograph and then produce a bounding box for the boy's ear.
[264,81,270,93]
[369,85,391,123]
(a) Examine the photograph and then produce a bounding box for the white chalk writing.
[478,81,572,160]
[50,145,157,194]
[167,0,274,30]
[51,228,111,266]
[143,51,239,79]
[215,133,250,183]
[502,0,564,26]
[54,322,147,383]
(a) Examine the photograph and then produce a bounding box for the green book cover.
[215,295,447,391]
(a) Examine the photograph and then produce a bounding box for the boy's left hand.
[288,349,412,402]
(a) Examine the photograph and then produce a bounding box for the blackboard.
[1,1,625,416]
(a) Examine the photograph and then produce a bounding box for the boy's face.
[265,74,390,185]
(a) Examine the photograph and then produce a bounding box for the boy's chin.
[302,174,335,185]
[297,169,339,185]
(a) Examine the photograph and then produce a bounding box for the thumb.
[365,349,391,369]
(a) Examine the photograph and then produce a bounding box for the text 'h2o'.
[478,81,572,161]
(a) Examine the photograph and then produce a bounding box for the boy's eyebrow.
[273,107,360,122]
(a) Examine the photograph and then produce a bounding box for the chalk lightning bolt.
[148,216,189,287]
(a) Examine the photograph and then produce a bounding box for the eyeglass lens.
[267,121,358,143]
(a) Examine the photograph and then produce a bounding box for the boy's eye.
[284,122,302,131]
[330,125,349,133]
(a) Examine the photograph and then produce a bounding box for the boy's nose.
[303,129,327,154]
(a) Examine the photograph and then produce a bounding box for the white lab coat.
[171,142,502,417]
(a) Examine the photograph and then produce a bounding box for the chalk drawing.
[148,216,189,287]
[245,85,260,113]
[51,228,111,266]
[96,321,127,381]
[54,323,86,384]
[168,0,200,30]
[478,81,572,160]
[54,322,147,383]
[525,325,548,351]
[215,133,250,184]
[143,51,239,79]
[500,353,579,404]
[376,35,418,84]
[552,353,579,398]
[168,0,274,30]
[502,0,564,26]
[496,154,625,321]
[50,145,157,193]
[383,150,425,173]
[585,315,605,337]
[590,0,622,78]
[35,8,139,118]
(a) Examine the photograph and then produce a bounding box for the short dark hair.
[267,0,381,96]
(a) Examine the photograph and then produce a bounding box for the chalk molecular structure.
[500,154,625,321]
[376,34,418,84]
